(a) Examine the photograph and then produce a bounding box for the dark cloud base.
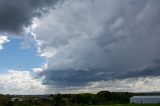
[42,65,160,87]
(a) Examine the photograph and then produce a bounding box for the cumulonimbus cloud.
[32,0,160,88]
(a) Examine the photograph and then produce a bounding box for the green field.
[90,104,160,106]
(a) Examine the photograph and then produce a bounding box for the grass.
[90,104,160,106]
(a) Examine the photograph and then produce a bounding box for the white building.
[11,97,23,102]
[130,96,160,104]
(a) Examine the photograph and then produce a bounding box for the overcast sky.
[0,0,160,94]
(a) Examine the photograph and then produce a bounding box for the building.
[11,97,23,102]
[130,96,160,104]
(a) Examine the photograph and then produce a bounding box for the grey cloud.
[42,69,111,87]
[0,0,62,34]
[120,62,160,79]
[42,64,160,87]
[34,0,160,88]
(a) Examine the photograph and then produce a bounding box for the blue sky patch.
[0,37,45,72]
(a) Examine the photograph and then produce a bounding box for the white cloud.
[0,35,9,50]
[32,68,43,73]
[39,46,57,58]
[87,77,160,93]
[0,70,46,94]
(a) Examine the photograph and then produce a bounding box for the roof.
[131,96,160,99]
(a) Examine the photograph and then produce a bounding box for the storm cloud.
[0,0,62,34]
[0,0,159,92]
[32,0,160,88]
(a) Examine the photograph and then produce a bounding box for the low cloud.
[46,76,160,94]
[0,70,46,94]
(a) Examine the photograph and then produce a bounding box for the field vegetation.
[0,91,159,106]
[91,104,160,106]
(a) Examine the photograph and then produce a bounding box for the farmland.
[91,104,160,106]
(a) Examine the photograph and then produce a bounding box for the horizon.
[1,90,160,96]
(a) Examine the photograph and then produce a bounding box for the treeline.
[50,91,135,106]
[0,91,160,106]
[50,91,160,106]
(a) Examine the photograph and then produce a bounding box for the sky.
[0,0,160,94]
